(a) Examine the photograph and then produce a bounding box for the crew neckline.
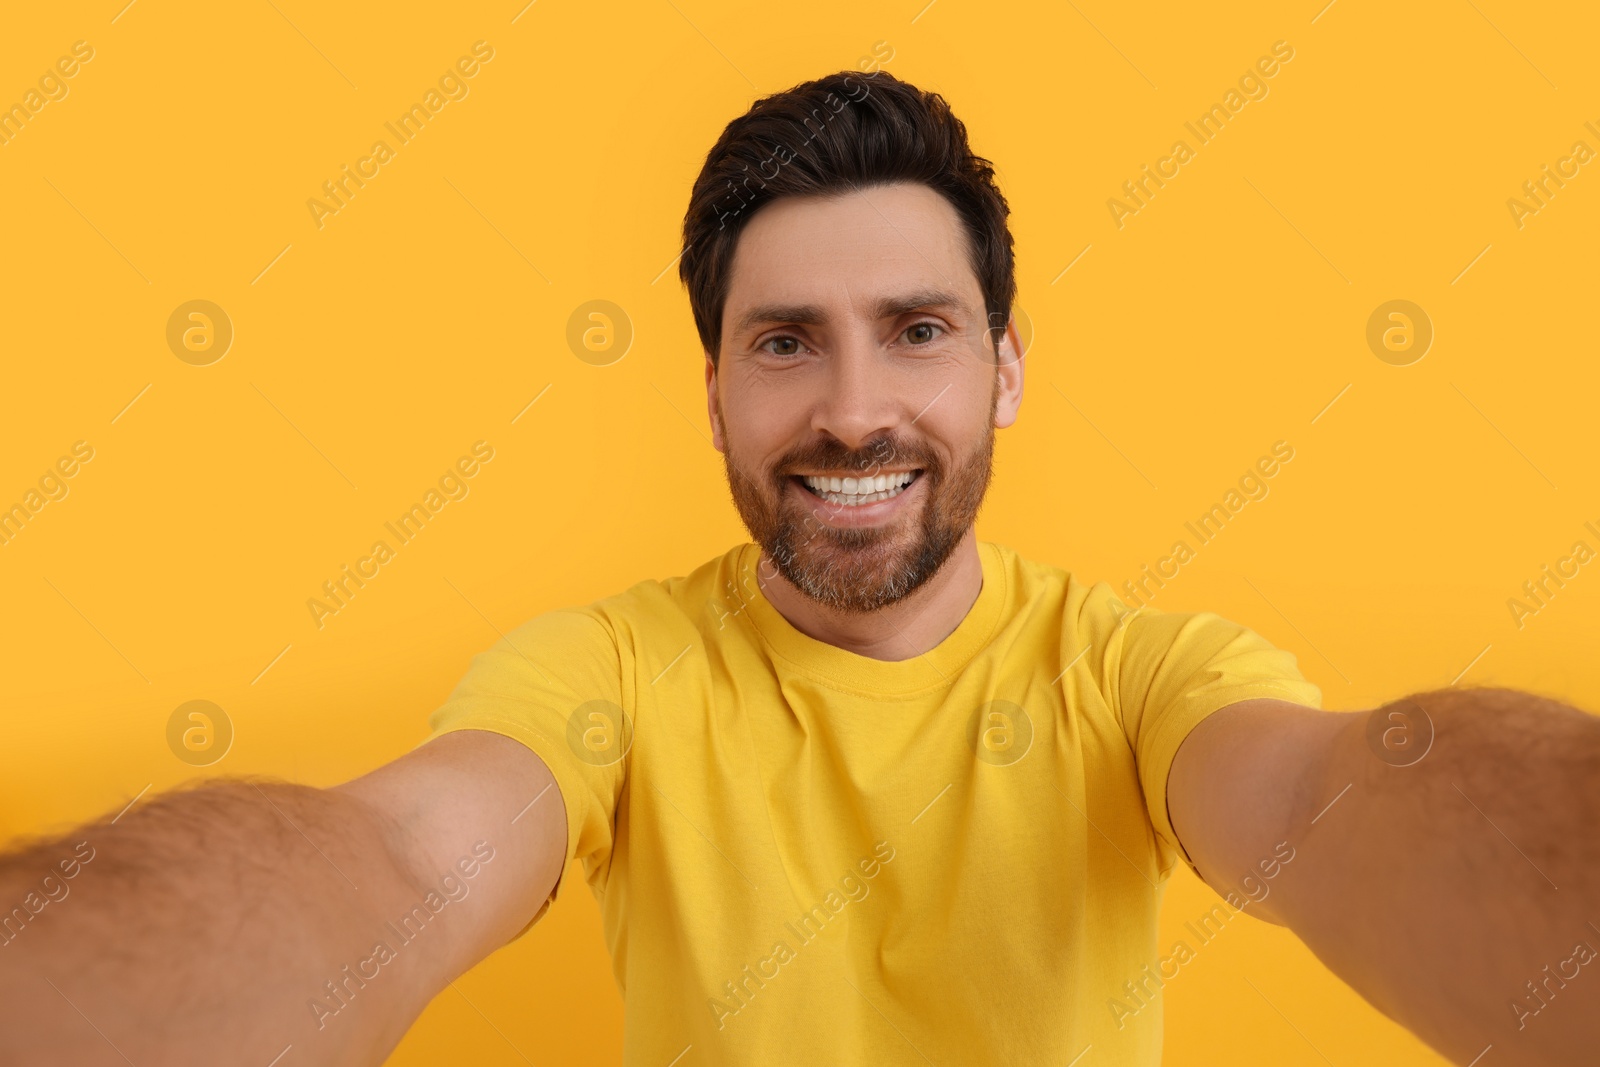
[736,540,1009,697]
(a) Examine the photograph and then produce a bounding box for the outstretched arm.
[1169,688,1600,1067]
[0,729,566,1067]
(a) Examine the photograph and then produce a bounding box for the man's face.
[705,181,1024,613]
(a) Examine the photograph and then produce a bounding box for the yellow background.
[2,0,1596,1063]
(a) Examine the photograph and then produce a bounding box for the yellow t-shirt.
[427,541,1321,1064]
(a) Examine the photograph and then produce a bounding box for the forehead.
[720,182,981,335]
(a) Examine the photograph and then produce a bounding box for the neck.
[756,529,984,661]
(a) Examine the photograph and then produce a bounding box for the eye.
[903,322,944,346]
[761,335,805,357]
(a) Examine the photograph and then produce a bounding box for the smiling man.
[3,70,1599,1067]
[712,183,1008,634]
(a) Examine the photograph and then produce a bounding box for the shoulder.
[985,542,1239,701]
[981,540,1133,638]
[587,543,747,630]
[497,544,748,657]
[448,546,749,702]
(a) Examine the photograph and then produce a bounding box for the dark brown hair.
[678,69,1016,365]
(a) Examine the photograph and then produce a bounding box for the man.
[1,69,1596,1067]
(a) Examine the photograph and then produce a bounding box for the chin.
[770,517,960,614]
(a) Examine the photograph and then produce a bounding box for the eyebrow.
[732,288,970,337]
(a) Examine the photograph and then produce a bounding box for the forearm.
[0,780,453,1066]
[1277,687,1600,1067]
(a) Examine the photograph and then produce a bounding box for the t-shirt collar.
[735,540,1008,697]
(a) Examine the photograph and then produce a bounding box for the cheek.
[724,385,809,462]
[915,398,991,466]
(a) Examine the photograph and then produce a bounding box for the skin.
[1170,692,1600,1066]
[0,731,564,1066]
[0,180,1596,1067]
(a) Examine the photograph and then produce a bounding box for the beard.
[721,393,997,614]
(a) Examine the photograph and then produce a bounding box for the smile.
[795,470,921,507]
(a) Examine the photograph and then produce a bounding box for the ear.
[704,354,727,453]
[993,314,1025,429]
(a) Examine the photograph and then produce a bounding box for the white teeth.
[799,470,918,506]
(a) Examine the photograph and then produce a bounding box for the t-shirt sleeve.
[424,606,631,932]
[1108,594,1322,880]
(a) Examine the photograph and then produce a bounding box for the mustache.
[774,434,939,480]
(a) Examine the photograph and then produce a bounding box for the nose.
[809,332,901,450]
